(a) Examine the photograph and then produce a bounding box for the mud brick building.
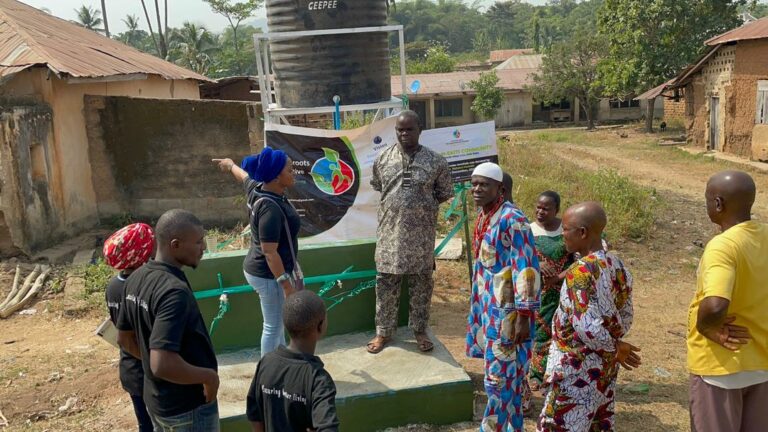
[660,17,768,161]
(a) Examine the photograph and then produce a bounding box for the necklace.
[473,196,504,258]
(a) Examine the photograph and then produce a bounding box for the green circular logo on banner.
[265,131,360,238]
[310,148,355,196]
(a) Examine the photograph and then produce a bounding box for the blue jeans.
[244,272,285,355]
[150,401,219,432]
[130,394,153,432]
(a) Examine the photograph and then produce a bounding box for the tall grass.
[500,140,661,242]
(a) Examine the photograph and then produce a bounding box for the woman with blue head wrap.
[213,147,300,355]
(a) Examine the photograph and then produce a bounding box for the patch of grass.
[48,275,65,294]
[529,130,583,144]
[663,146,717,163]
[664,118,686,131]
[68,259,116,311]
[206,222,249,252]
[500,140,661,242]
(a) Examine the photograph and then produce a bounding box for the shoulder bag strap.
[253,196,300,273]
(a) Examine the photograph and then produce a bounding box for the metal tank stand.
[252,25,408,129]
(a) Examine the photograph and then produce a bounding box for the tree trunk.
[232,25,239,52]
[154,0,167,58]
[140,0,161,57]
[584,98,595,130]
[645,96,655,133]
[101,0,110,37]
[164,0,168,44]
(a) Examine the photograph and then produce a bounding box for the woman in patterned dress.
[529,191,572,390]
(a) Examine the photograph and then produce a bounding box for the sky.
[19,0,549,34]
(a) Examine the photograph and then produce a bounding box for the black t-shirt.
[243,179,301,279]
[105,273,144,396]
[116,260,218,417]
[246,346,339,432]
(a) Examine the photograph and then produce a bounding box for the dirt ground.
[1,127,766,431]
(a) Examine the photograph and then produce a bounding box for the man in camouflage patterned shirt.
[366,111,454,354]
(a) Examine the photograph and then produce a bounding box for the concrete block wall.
[0,103,62,255]
[664,98,686,124]
[85,96,263,226]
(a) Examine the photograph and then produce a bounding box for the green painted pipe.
[194,285,253,300]
[304,269,377,285]
[192,269,378,300]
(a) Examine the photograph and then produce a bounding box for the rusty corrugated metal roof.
[392,69,535,96]
[635,79,676,100]
[0,0,211,81]
[489,49,534,63]
[706,16,768,46]
[494,54,544,71]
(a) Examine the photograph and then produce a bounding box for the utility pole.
[101,0,110,37]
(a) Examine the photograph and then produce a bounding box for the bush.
[80,259,116,298]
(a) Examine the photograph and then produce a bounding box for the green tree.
[409,45,456,73]
[743,0,768,17]
[485,0,536,49]
[169,23,219,75]
[469,70,504,121]
[120,15,143,47]
[599,0,744,132]
[74,5,103,33]
[204,0,263,52]
[210,25,261,78]
[388,0,487,53]
[529,34,607,130]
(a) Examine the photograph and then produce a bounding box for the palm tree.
[169,22,219,75]
[74,5,104,33]
[123,14,140,32]
[121,14,142,47]
[138,0,169,58]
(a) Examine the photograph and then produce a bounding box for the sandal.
[366,335,391,354]
[414,332,434,352]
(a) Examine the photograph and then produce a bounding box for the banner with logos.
[264,117,497,245]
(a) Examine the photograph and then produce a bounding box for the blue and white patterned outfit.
[467,202,542,432]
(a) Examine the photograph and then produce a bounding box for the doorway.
[709,97,720,151]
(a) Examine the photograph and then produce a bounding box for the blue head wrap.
[241,147,288,183]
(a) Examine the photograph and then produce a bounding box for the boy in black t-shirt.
[103,223,156,432]
[116,210,220,431]
[247,290,339,432]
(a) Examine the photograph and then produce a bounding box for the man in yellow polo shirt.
[688,170,768,432]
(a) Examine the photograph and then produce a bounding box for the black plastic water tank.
[266,0,392,108]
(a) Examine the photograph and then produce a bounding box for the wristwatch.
[276,273,291,283]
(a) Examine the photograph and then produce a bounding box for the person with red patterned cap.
[103,223,156,432]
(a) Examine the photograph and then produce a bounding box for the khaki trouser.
[375,273,433,338]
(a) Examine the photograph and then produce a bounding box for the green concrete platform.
[185,241,411,353]
[216,328,474,432]
[186,242,474,430]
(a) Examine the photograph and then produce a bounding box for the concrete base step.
[217,328,474,431]
[32,229,110,265]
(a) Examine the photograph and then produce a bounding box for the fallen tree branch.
[10,265,40,306]
[0,266,20,310]
[0,407,7,427]
[0,266,49,319]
